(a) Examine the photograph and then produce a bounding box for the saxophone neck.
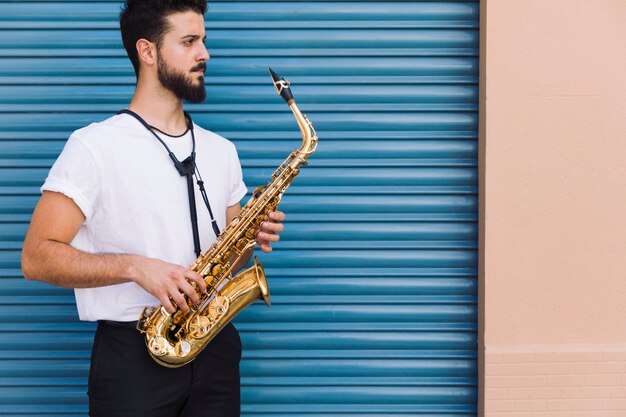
[289,103,317,159]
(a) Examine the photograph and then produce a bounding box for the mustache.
[191,62,206,73]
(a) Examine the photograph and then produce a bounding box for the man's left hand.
[257,211,285,253]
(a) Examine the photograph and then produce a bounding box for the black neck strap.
[118,109,195,176]
[117,109,221,258]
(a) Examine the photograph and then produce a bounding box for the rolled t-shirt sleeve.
[228,145,248,207]
[41,135,100,221]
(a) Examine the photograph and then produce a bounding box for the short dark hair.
[120,0,208,77]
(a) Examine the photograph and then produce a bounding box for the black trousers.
[88,321,241,417]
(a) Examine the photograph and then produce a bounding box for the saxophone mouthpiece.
[269,67,294,104]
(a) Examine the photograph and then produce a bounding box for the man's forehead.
[165,11,206,37]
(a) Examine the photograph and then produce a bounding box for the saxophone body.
[136,69,318,368]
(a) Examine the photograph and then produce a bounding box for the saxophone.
[136,68,318,367]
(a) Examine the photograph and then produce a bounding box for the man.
[20,0,284,415]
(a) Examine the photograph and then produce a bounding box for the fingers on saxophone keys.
[170,290,190,314]
[186,270,207,295]
[258,230,280,243]
[163,296,177,315]
[179,279,201,306]
[260,220,284,235]
[268,211,286,222]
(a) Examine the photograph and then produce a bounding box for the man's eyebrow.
[181,35,207,43]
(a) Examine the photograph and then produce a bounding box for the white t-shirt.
[41,113,248,321]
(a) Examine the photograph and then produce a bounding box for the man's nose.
[198,43,210,62]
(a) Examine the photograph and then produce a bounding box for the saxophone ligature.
[136,68,318,367]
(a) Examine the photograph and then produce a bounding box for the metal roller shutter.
[0,1,478,415]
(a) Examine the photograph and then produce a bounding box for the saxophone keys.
[148,336,170,357]
[187,315,212,339]
[252,185,266,199]
[208,295,230,320]
[211,264,223,276]
[174,340,192,358]
[141,306,156,318]
[236,238,248,251]
[204,275,215,285]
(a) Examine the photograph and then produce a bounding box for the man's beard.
[157,58,206,104]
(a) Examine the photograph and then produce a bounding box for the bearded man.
[20,1,284,415]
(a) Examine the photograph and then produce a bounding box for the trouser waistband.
[100,320,138,329]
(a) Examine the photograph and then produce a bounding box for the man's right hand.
[130,257,207,314]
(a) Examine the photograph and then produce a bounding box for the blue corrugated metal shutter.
[0,1,478,415]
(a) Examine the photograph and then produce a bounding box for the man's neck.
[127,77,189,136]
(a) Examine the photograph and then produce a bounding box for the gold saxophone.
[136,69,318,367]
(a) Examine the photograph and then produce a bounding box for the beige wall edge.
[477,1,487,416]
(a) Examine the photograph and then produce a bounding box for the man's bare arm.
[22,191,206,314]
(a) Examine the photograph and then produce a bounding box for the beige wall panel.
[482,0,626,414]
[483,0,626,346]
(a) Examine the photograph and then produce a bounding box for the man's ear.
[136,39,157,67]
